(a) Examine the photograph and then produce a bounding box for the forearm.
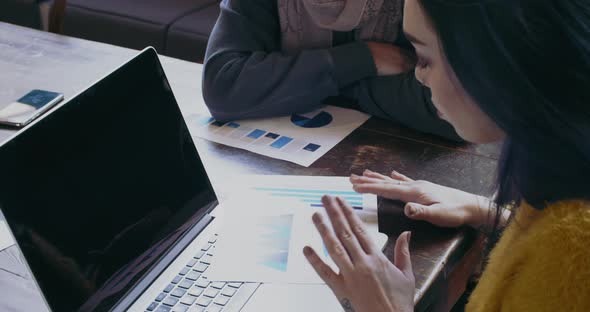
[348,72,463,142]
[203,49,339,120]
[203,44,377,120]
[466,195,511,229]
[202,0,376,121]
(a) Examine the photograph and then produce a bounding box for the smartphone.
[0,90,64,128]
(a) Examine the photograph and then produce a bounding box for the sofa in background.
[52,0,221,63]
[0,0,50,30]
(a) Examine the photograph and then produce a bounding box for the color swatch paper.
[185,106,370,167]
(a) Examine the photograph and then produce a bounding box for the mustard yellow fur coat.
[466,200,590,311]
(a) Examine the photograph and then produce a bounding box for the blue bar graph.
[254,187,358,195]
[252,187,365,210]
[310,204,362,210]
[269,193,361,201]
[302,199,363,206]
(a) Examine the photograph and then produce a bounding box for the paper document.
[224,174,378,219]
[185,106,370,167]
[207,198,335,284]
[0,221,16,252]
[207,194,387,284]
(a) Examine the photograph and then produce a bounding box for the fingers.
[362,170,394,181]
[350,170,415,202]
[394,231,414,280]
[404,202,433,221]
[352,182,416,203]
[404,202,462,228]
[351,169,411,182]
[336,196,377,255]
[321,196,366,262]
[350,175,389,185]
[303,246,341,288]
[311,210,353,271]
[390,170,413,182]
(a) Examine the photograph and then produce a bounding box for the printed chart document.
[218,174,378,221]
[207,198,335,284]
[185,106,370,167]
[207,193,387,284]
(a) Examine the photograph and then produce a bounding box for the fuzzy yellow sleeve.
[467,200,590,312]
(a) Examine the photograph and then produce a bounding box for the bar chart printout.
[205,200,330,284]
[253,187,364,210]
[233,175,378,214]
[206,187,386,284]
[185,105,370,166]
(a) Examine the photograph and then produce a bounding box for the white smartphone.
[0,89,64,128]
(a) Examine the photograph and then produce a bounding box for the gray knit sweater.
[202,0,461,141]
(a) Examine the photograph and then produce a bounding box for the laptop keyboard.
[145,234,253,312]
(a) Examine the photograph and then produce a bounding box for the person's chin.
[446,120,477,143]
[457,127,503,144]
[435,107,452,123]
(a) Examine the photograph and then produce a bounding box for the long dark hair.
[418,0,590,212]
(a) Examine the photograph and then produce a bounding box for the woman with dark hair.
[303,0,590,311]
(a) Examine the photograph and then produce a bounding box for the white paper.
[0,221,16,252]
[207,198,333,284]
[185,105,370,167]
[216,174,378,221]
[207,194,387,284]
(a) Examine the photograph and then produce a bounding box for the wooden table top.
[0,22,500,311]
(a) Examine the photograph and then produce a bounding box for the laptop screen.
[0,49,217,311]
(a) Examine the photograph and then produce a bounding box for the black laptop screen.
[0,49,216,311]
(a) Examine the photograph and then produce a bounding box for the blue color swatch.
[270,136,293,149]
[211,121,226,127]
[247,129,266,139]
[265,133,279,139]
[303,143,321,152]
[196,116,214,125]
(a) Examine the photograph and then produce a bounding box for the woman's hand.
[304,195,414,312]
[351,170,492,228]
[367,42,417,76]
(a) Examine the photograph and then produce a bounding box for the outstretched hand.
[304,195,414,312]
[351,170,491,228]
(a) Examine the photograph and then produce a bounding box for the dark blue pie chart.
[290,111,333,128]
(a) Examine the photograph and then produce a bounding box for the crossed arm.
[203,0,462,141]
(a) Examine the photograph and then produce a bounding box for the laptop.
[0,48,350,312]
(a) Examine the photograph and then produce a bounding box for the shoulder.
[532,200,590,247]
[511,200,590,310]
[528,200,590,275]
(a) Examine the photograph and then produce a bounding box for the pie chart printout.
[290,111,333,128]
[186,106,370,166]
